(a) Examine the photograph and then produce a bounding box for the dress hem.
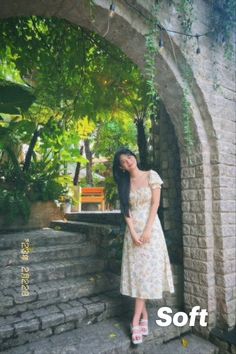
[120,290,175,300]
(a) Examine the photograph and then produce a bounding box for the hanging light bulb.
[196,34,200,54]
[159,29,164,48]
[109,3,115,17]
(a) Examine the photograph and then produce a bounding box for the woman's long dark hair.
[112,147,141,217]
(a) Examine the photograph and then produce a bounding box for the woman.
[112,147,175,345]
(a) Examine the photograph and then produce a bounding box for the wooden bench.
[78,187,105,211]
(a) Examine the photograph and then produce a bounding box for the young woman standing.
[113,147,175,344]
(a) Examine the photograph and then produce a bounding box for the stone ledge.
[1,272,120,316]
[0,228,87,250]
[1,257,107,289]
[0,289,131,351]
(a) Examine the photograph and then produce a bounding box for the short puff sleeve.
[149,169,164,189]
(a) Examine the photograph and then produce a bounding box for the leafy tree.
[0,16,157,213]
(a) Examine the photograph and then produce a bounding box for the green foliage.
[107,228,124,261]
[94,114,137,159]
[0,79,35,114]
[167,0,235,60]
[23,164,67,202]
[0,152,67,225]
[0,188,30,225]
[176,0,194,35]
[0,16,141,120]
[0,16,155,218]
[0,113,78,224]
[144,2,196,156]
[209,0,236,60]
[93,111,137,206]
[179,65,195,161]
[104,175,118,209]
[144,4,160,114]
[182,87,194,162]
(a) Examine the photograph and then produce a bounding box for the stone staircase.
[0,215,219,353]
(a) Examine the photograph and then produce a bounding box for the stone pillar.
[150,101,184,310]
[151,100,183,266]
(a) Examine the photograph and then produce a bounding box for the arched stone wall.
[150,100,183,267]
[1,0,235,338]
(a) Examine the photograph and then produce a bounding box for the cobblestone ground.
[1,308,219,354]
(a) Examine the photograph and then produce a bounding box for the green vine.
[0,189,31,225]
[144,3,160,114]
[182,88,194,164]
[209,0,235,61]
[180,64,195,164]
[87,0,96,23]
[168,0,235,60]
[107,227,124,262]
[145,3,195,156]
[176,0,194,36]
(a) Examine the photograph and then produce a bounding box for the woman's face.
[119,153,137,172]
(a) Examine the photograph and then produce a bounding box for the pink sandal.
[139,319,149,336]
[130,323,143,344]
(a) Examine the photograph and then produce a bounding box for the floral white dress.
[120,169,175,299]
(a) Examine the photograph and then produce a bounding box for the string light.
[196,34,200,54]
[119,0,214,54]
[159,28,164,48]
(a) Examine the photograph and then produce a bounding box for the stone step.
[1,257,107,289]
[0,303,140,351]
[51,219,120,237]
[0,289,133,351]
[0,228,87,251]
[67,211,123,226]
[1,271,120,316]
[0,241,97,267]
[0,307,219,354]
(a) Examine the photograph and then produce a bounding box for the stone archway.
[1,0,235,339]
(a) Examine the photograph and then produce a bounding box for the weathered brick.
[54,321,75,334]
[184,258,208,273]
[63,306,86,322]
[182,212,197,224]
[40,313,65,329]
[183,236,198,247]
[14,318,40,335]
[0,325,14,339]
[181,167,196,178]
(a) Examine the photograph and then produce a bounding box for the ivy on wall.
[180,64,195,163]
[89,0,234,161]
[209,0,235,61]
[175,0,194,35]
[168,0,235,59]
[144,2,195,160]
[144,3,160,115]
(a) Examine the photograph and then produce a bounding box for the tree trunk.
[23,129,41,172]
[136,117,148,170]
[84,139,93,185]
[73,145,84,186]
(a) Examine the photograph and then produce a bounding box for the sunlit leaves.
[76,116,96,140]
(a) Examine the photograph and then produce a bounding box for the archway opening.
[1,0,223,336]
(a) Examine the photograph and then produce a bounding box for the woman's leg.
[140,300,148,320]
[132,298,145,326]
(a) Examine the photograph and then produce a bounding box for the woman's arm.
[140,187,161,243]
[124,214,143,246]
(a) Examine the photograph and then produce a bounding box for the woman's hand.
[140,230,151,244]
[131,232,143,246]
